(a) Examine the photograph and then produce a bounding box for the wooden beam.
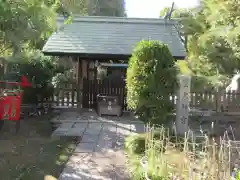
[77,57,81,108]
[77,57,81,85]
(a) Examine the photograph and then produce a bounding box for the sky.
[126,0,199,18]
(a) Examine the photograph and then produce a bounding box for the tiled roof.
[42,16,186,58]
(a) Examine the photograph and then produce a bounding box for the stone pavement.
[52,111,144,180]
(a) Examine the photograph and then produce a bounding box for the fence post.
[215,89,221,112]
[176,75,191,136]
[81,78,87,108]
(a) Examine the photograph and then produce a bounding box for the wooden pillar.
[76,57,81,85]
[86,61,89,80]
[82,60,87,80]
[94,61,97,80]
[77,57,82,108]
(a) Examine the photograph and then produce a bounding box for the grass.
[125,125,234,180]
[125,151,145,180]
[0,113,78,180]
[125,134,146,180]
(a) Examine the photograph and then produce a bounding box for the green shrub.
[6,50,66,104]
[125,132,165,155]
[126,40,179,124]
[125,134,146,155]
[125,133,170,180]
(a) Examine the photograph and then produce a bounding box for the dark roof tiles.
[43,16,186,57]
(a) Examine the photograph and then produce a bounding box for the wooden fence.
[6,79,237,114]
[170,90,240,113]
[34,89,240,114]
[51,87,78,107]
[81,77,240,113]
[0,82,79,108]
[82,79,127,111]
[37,85,78,108]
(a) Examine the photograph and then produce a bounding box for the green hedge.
[126,40,179,124]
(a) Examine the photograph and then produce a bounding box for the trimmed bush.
[126,40,179,124]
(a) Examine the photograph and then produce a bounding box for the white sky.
[126,0,199,18]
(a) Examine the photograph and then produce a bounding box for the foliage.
[96,65,107,80]
[52,69,75,88]
[0,0,77,55]
[5,50,66,104]
[61,0,88,15]
[0,0,60,55]
[0,0,127,105]
[126,40,179,124]
[232,169,240,180]
[87,0,126,16]
[125,134,146,155]
[160,0,240,88]
[125,132,165,155]
[176,60,191,75]
[0,0,74,103]
[58,0,126,17]
[160,7,192,51]
[125,126,233,180]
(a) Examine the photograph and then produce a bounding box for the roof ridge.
[57,15,178,25]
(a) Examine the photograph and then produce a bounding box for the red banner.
[0,95,22,121]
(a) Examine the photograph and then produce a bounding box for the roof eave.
[42,51,185,60]
[56,15,179,25]
[42,51,131,60]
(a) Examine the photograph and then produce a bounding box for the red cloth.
[21,75,32,87]
[0,75,31,121]
[0,95,21,120]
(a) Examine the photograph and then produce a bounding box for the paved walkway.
[51,111,144,180]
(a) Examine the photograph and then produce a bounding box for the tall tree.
[87,0,125,16]
[57,0,126,17]
[61,0,87,15]
[161,0,240,87]
[0,0,59,55]
[188,0,240,78]
[160,7,199,53]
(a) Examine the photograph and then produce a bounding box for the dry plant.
[141,124,238,180]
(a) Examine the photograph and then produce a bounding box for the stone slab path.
[52,111,144,180]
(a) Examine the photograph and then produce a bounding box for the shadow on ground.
[56,111,145,180]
